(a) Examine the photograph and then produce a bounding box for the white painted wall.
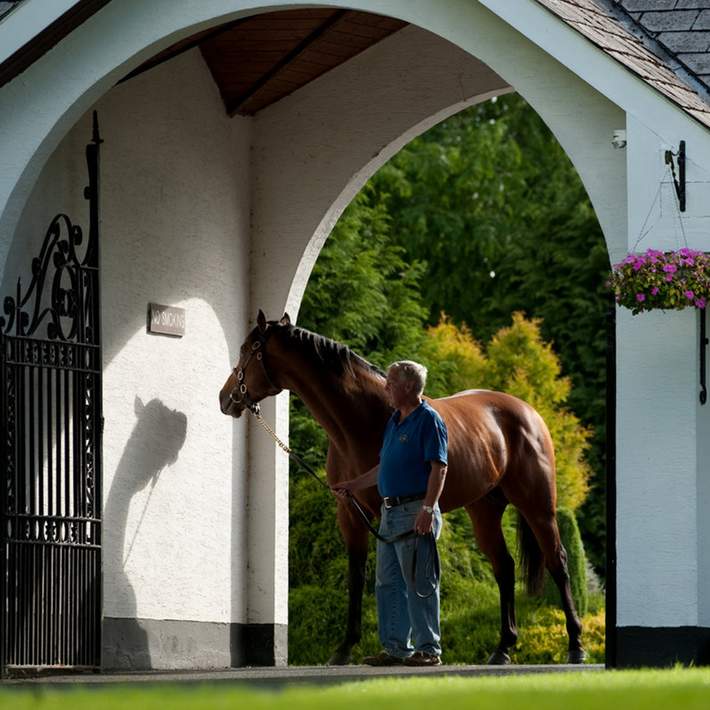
[5,50,251,643]
[697,308,710,627]
[616,307,699,626]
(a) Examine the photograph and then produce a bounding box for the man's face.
[385,368,413,409]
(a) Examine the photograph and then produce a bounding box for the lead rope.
[248,407,439,598]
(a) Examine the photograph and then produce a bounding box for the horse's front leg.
[328,503,369,665]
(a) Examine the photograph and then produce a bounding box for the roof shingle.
[536,0,710,128]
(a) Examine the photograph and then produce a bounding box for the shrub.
[422,314,591,511]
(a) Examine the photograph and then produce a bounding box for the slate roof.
[615,1,710,87]
[535,0,710,128]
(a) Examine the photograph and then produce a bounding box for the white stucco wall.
[5,49,251,636]
[616,307,699,626]
[697,308,710,627]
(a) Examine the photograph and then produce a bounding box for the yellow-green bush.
[421,313,590,511]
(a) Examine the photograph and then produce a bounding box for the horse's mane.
[285,325,386,384]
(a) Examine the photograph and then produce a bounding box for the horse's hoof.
[567,648,587,664]
[327,648,353,665]
[487,650,512,665]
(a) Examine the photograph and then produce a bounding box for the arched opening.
[288,91,611,665]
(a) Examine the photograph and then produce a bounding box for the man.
[333,360,448,667]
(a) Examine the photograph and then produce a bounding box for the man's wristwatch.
[422,504,434,514]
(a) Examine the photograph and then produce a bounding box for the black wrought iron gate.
[0,114,103,673]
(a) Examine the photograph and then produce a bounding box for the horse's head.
[219,309,291,418]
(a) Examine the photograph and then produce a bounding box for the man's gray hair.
[388,360,428,395]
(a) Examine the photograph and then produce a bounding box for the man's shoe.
[404,651,441,667]
[362,650,405,666]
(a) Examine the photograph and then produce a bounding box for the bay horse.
[219,310,585,665]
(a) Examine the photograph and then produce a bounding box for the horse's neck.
[277,350,389,450]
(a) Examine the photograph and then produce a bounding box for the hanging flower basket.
[608,248,710,315]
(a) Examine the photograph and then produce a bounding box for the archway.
[0,0,629,670]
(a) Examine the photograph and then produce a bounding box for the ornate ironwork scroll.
[0,112,103,674]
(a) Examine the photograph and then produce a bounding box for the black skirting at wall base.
[103,617,287,670]
[236,623,288,667]
[616,627,710,667]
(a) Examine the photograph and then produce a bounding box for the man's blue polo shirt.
[378,400,448,498]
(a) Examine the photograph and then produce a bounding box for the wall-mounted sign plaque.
[148,303,185,337]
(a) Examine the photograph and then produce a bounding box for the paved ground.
[3,663,605,689]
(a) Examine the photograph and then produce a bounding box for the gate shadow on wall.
[102,397,186,669]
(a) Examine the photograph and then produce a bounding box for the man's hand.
[330,464,380,498]
[415,507,434,535]
[331,481,354,499]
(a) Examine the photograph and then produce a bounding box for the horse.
[219,310,585,665]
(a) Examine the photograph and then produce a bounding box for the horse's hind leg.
[328,502,369,665]
[524,513,585,663]
[466,490,517,664]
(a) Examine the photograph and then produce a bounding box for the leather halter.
[229,328,282,414]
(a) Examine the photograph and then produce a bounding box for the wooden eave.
[124,9,408,116]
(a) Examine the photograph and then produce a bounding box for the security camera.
[611,129,627,149]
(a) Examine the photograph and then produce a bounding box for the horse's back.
[425,389,555,512]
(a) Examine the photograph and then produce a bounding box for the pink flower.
[665,274,674,282]
[651,287,660,295]
[685,290,695,300]
[663,264,677,273]
[696,298,706,309]
[636,293,646,302]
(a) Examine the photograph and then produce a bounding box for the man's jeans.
[376,500,443,658]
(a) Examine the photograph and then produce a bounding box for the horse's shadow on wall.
[103,397,187,670]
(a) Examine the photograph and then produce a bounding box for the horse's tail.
[517,512,545,595]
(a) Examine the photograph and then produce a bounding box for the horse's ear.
[257,309,267,333]
[134,396,144,416]
[279,313,291,327]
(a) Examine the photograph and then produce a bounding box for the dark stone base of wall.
[616,626,710,667]
[103,617,287,670]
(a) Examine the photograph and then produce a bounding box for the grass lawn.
[2,669,710,709]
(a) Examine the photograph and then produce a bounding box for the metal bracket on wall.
[701,308,708,405]
[665,140,686,212]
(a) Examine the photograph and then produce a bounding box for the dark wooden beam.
[0,0,111,90]
[227,9,351,116]
[119,15,252,85]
